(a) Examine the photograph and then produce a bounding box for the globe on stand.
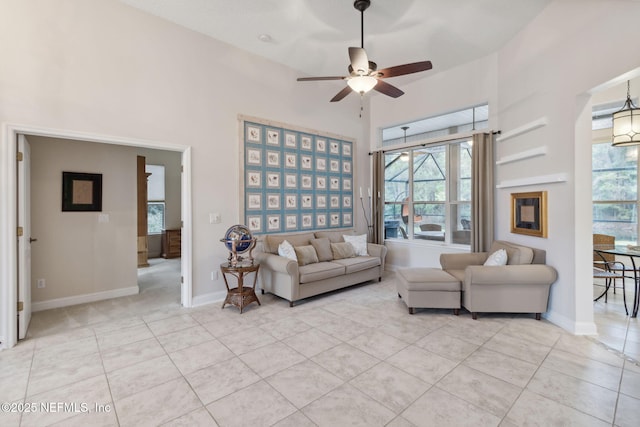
[220,224,257,267]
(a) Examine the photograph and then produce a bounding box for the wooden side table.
[220,262,261,313]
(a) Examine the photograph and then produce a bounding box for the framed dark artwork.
[511,191,547,238]
[62,172,102,212]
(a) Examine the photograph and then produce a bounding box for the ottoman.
[396,268,462,315]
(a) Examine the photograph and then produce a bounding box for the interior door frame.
[0,123,193,349]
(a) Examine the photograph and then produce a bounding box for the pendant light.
[612,80,640,146]
[400,126,409,161]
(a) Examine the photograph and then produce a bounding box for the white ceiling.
[117,0,552,80]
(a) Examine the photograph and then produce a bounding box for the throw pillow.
[310,238,333,262]
[294,245,319,266]
[331,242,356,260]
[343,234,368,256]
[278,240,297,261]
[484,249,508,266]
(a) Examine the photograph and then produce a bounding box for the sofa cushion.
[314,229,353,243]
[332,256,380,274]
[263,232,315,254]
[489,241,534,265]
[277,240,297,261]
[343,234,368,256]
[299,262,345,283]
[310,238,333,262]
[294,245,319,266]
[331,242,356,259]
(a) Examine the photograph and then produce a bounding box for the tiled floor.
[1,262,639,426]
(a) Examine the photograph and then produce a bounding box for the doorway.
[1,124,193,349]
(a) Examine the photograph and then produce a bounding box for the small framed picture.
[302,214,313,228]
[301,194,312,208]
[316,176,326,189]
[343,160,351,174]
[285,132,297,148]
[247,171,261,187]
[285,215,297,229]
[343,178,352,190]
[247,216,262,232]
[267,194,280,209]
[330,213,340,226]
[330,177,340,190]
[301,155,312,169]
[267,215,281,231]
[267,129,279,145]
[301,136,312,150]
[285,174,297,188]
[61,172,102,212]
[266,172,280,188]
[247,148,261,165]
[330,196,339,208]
[247,194,261,210]
[266,151,279,167]
[301,175,312,189]
[317,214,327,227]
[247,125,260,142]
[316,138,326,152]
[343,213,352,226]
[316,158,326,171]
[317,195,327,208]
[343,143,351,156]
[285,153,297,168]
[343,196,351,207]
[330,160,339,172]
[511,191,548,238]
[330,141,339,154]
[285,194,297,209]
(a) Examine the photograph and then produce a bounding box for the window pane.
[413,146,446,202]
[593,202,637,245]
[457,143,472,202]
[450,203,471,244]
[148,202,165,234]
[592,143,637,201]
[146,164,165,201]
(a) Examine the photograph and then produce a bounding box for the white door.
[17,134,32,339]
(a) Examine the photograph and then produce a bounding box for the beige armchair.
[439,240,558,320]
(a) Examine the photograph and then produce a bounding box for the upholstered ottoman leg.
[535,313,541,320]
[453,308,459,316]
[409,307,415,314]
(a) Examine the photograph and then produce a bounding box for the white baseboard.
[192,290,227,308]
[545,310,597,335]
[32,286,140,312]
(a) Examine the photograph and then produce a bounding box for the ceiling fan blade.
[376,61,433,78]
[297,76,345,81]
[348,47,369,74]
[374,79,404,98]
[330,86,354,102]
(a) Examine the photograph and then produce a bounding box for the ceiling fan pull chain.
[360,93,364,118]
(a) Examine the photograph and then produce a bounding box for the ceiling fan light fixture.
[347,75,377,94]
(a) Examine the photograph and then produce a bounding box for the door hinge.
[17,301,23,312]
[180,220,183,228]
[180,276,184,284]
[17,226,23,237]
[17,151,23,162]
[181,165,183,173]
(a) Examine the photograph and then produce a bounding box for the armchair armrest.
[254,252,299,276]
[440,252,488,270]
[464,264,558,286]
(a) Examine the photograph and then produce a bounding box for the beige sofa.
[255,230,387,306]
[439,240,558,319]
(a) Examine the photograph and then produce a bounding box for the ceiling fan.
[297,0,433,102]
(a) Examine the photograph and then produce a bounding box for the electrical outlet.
[36,279,45,289]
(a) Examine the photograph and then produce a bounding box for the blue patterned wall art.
[242,119,354,235]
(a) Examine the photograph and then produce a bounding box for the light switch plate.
[210,213,221,224]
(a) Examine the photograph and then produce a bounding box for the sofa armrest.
[254,252,299,276]
[440,252,488,270]
[366,243,387,262]
[464,264,558,286]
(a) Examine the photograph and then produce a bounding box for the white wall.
[369,0,640,334]
[0,0,366,311]
[29,136,138,304]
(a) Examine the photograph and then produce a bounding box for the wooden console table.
[220,262,261,313]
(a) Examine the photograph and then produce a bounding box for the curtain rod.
[368,130,501,155]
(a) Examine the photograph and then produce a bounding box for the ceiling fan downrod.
[353,0,371,49]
